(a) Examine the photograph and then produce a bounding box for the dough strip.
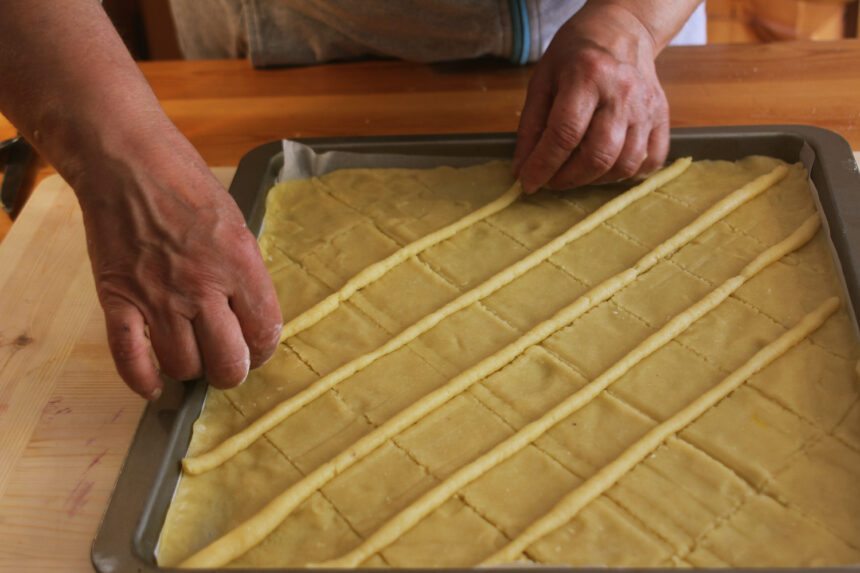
[280,157,692,342]
[183,158,693,475]
[178,166,787,568]
[482,295,840,565]
[279,181,523,342]
[317,214,821,567]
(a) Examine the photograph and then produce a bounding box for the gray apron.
[168,0,703,68]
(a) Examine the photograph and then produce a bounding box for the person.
[0,0,704,401]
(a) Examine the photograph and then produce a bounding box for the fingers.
[512,65,553,178]
[517,81,599,194]
[107,286,272,395]
[194,298,251,389]
[229,239,283,369]
[514,15,673,193]
[546,104,627,189]
[148,313,203,382]
[643,121,670,175]
[591,123,650,185]
[518,100,669,190]
[103,301,163,400]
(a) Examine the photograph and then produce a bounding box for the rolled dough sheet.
[158,158,860,568]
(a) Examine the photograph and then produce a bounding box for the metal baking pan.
[92,126,860,572]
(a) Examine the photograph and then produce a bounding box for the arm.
[513,0,703,192]
[0,1,282,399]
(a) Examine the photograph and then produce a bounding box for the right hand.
[76,135,282,400]
[512,2,671,192]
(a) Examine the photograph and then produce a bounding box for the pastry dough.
[482,295,840,565]
[178,163,789,568]
[321,215,825,568]
[182,158,692,476]
[278,180,523,342]
[158,157,860,569]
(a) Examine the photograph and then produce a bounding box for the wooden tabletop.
[1,40,859,572]
[145,39,860,162]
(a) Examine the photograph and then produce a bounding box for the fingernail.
[239,357,250,386]
[148,386,162,401]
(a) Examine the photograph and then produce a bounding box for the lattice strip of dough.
[278,180,525,341]
[316,214,821,567]
[483,295,840,565]
[178,165,787,569]
[182,158,693,476]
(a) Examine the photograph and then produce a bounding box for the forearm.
[0,1,185,195]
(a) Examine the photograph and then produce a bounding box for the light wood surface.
[3,40,860,177]
[0,40,859,572]
[0,170,233,572]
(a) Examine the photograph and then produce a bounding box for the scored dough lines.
[482,295,840,565]
[182,157,693,475]
[316,214,823,567]
[278,180,523,342]
[178,164,788,568]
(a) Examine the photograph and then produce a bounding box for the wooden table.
[1,40,859,572]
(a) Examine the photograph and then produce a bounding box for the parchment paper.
[278,139,501,183]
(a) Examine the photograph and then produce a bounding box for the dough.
[182,158,692,476]
[158,158,860,568]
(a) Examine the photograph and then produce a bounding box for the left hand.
[512,3,670,192]
[75,132,283,400]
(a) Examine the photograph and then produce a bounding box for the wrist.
[58,106,206,209]
[61,112,173,191]
[21,73,193,203]
[568,1,660,59]
[602,2,660,53]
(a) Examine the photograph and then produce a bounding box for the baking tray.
[92,126,860,573]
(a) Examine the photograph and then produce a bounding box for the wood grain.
[0,170,233,573]
[3,40,859,178]
[146,40,860,166]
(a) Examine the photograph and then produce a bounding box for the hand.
[0,0,284,399]
[512,2,670,192]
[77,136,282,400]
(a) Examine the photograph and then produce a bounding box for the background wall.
[707,0,859,42]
